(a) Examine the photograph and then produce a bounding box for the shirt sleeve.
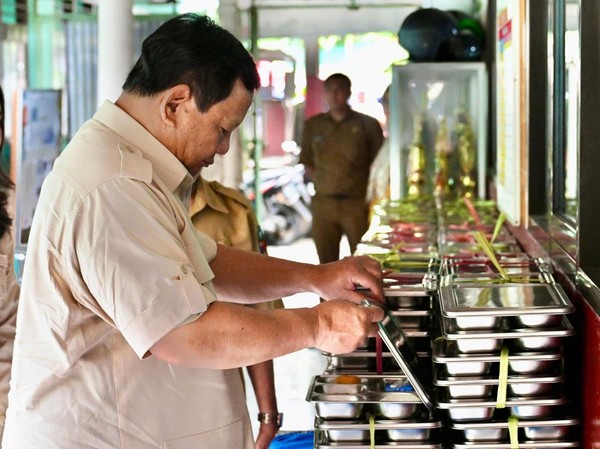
[366,116,385,163]
[67,177,214,359]
[299,118,314,168]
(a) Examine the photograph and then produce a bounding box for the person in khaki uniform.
[300,73,384,264]
[367,85,392,215]
[2,14,385,449]
[190,177,284,449]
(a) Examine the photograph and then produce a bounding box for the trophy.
[407,113,426,198]
[434,117,452,196]
[456,111,476,198]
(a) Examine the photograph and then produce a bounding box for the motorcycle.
[242,162,313,246]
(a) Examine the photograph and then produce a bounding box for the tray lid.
[365,300,434,410]
[438,282,574,317]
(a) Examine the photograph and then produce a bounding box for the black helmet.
[447,10,485,61]
[399,8,484,62]
[398,8,459,62]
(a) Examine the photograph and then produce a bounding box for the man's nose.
[217,138,230,155]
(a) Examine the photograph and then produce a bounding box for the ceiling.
[86,0,483,39]
[233,0,482,38]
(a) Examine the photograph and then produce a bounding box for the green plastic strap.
[490,212,507,244]
[496,347,509,408]
[473,231,509,280]
[369,414,375,449]
[508,415,519,448]
[475,286,493,307]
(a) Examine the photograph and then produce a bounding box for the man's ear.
[159,84,193,127]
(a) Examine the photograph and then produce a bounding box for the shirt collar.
[190,178,230,217]
[93,100,193,196]
[327,108,356,124]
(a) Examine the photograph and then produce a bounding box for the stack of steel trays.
[433,223,579,448]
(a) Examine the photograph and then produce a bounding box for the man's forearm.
[210,244,319,303]
[150,301,318,369]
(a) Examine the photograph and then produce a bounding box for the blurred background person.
[300,73,384,263]
[367,85,391,214]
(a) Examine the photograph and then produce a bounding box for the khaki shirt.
[300,110,383,198]
[3,102,253,449]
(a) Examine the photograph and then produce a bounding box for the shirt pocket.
[163,420,243,449]
[0,254,8,305]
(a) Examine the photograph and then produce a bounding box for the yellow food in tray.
[335,375,361,385]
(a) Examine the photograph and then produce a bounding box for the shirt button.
[181,265,189,274]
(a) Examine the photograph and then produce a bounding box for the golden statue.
[407,113,426,198]
[456,111,477,198]
[434,117,452,195]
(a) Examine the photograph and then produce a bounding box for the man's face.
[324,78,350,112]
[174,79,254,176]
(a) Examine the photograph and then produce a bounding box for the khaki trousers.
[311,195,369,264]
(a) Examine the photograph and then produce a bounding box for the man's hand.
[313,299,384,355]
[255,422,278,449]
[314,255,384,303]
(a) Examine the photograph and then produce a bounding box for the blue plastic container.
[269,431,314,449]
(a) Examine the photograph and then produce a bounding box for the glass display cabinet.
[388,63,488,201]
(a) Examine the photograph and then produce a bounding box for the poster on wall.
[495,0,525,226]
[13,89,62,252]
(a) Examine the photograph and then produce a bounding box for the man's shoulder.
[207,181,253,210]
[352,110,380,124]
[351,110,383,135]
[55,120,152,190]
[305,112,329,125]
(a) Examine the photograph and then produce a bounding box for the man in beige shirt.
[2,14,383,449]
[190,177,284,449]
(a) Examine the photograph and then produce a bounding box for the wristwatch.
[257,412,283,428]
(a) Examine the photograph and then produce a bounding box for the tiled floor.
[244,236,350,434]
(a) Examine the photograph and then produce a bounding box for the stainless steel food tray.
[316,443,443,449]
[440,316,574,353]
[440,241,523,258]
[323,352,433,376]
[363,231,437,247]
[381,272,438,297]
[388,310,432,329]
[440,272,556,290]
[438,283,573,324]
[307,375,426,420]
[436,395,568,421]
[385,294,433,310]
[443,251,530,261]
[322,350,431,376]
[440,229,516,245]
[323,350,399,371]
[442,257,551,277]
[316,419,442,443]
[452,441,579,448]
[432,339,563,376]
[314,429,443,449]
[359,253,441,275]
[452,417,580,442]
[434,373,564,399]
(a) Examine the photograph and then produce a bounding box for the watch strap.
[257,412,283,428]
